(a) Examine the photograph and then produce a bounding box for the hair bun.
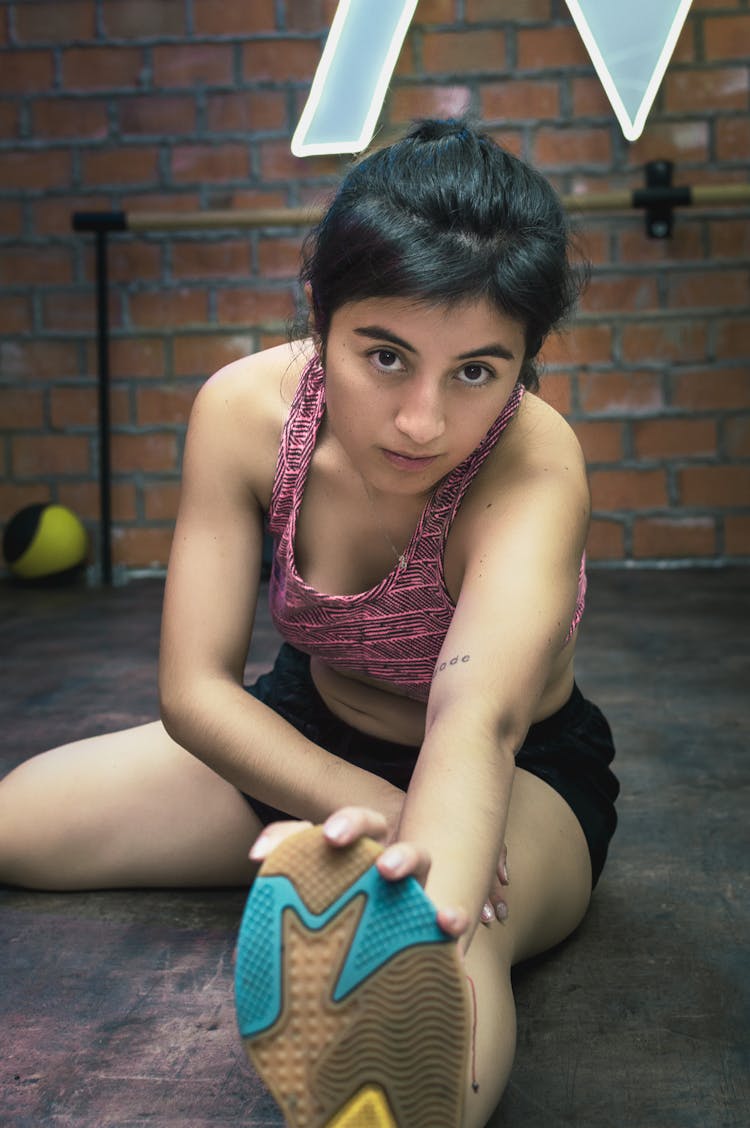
[407,118,472,143]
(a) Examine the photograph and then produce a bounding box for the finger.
[488,873,509,923]
[249,820,312,861]
[376,840,431,887]
[323,806,389,847]
[498,842,510,886]
[436,905,470,940]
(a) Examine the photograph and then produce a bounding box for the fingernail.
[481,902,494,924]
[495,901,508,923]
[380,847,404,873]
[324,814,349,841]
[502,861,510,885]
[249,835,269,860]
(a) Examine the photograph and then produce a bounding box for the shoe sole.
[235,825,469,1128]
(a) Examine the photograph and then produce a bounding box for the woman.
[0,120,618,1127]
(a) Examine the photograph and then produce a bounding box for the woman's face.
[321,296,526,499]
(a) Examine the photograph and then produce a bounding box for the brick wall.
[0,0,748,575]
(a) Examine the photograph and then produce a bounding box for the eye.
[370,348,404,372]
[456,363,494,387]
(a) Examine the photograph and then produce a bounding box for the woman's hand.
[249,805,470,942]
[480,841,510,927]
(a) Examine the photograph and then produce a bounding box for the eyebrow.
[353,325,516,362]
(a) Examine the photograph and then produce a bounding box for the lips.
[382,448,439,471]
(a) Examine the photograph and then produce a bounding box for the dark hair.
[297,119,587,391]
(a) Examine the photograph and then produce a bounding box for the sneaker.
[235,825,469,1127]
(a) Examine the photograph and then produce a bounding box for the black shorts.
[244,644,619,887]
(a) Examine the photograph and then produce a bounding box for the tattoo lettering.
[434,653,471,674]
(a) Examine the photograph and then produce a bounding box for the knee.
[0,758,65,889]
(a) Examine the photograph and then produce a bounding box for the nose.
[394,377,446,446]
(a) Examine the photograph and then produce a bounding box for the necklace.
[360,476,408,571]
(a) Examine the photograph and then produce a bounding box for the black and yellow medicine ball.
[3,503,88,580]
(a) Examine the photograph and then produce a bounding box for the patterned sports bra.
[267,357,586,703]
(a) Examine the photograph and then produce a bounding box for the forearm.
[161,675,404,830]
[396,712,516,951]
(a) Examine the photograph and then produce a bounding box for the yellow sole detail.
[327,1084,398,1128]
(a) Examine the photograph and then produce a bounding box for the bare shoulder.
[185,340,314,508]
[512,389,587,481]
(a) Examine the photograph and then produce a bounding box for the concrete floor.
[0,568,747,1127]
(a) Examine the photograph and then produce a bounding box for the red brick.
[0,484,53,518]
[12,435,90,476]
[143,482,181,521]
[151,44,234,88]
[422,29,506,74]
[0,340,80,381]
[668,269,750,310]
[575,225,611,268]
[14,1,95,42]
[480,80,559,121]
[62,47,144,91]
[258,237,305,279]
[112,526,173,568]
[579,371,664,416]
[724,415,750,458]
[633,517,716,558]
[589,468,668,509]
[205,187,289,212]
[58,481,136,522]
[626,122,710,167]
[572,420,623,463]
[0,100,18,138]
[109,337,166,380]
[586,519,625,560]
[664,66,749,113]
[173,333,257,378]
[0,388,44,428]
[533,127,611,169]
[50,385,130,428]
[2,149,71,190]
[102,0,186,38]
[709,219,750,261]
[535,372,572,415]
[467,0,550,17]
[136,384,200,426]
[389,84,472,123]
[0,202,23,236]
[0,50,54,92]
[621,321,709,364]
[671,367,750,411]
[193,0,276,35]
[171,241,251,279]
[243,38,322,82]
[716,318,750,358]
[617,221,704,265]
[680,464,750,505]
[571,77,612,118]
[725,514,750,555]
[31,98,109,140]
[206,91,287,134]
[104,242,162,284]
[516,26,588,69]
[170,144,249,184]
[284,0,338,33]
[119,95,197,136]
[216,288,295,325]
[633,418,717,459]
[259,139,342,182]
[581,274,659,314]
[716,117,750,162]
[42,292,98,334]
[704,14,750,61]
[121,191,202,214]
[0,245,74,286]
[541,323,613,367]
[31,194,111,237]
[0,296,32,333]
[111,432,178,473]
[414,0,459,22]
[128,289,209,328]
[82,147,159,187]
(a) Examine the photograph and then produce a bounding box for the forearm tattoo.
[434,653,471,676]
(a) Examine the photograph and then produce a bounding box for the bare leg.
[0,722,263,890]
[461,769,593,1127]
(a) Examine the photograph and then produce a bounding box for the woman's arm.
[158,352,404,830]
[397,415,590,951]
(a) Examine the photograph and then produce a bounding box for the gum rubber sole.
[234,826,469,1128]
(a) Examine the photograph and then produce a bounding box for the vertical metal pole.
[95,229,113,584]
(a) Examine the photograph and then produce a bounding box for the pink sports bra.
[267,357,586,703]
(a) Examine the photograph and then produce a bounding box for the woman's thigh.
[0,722,262,890]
